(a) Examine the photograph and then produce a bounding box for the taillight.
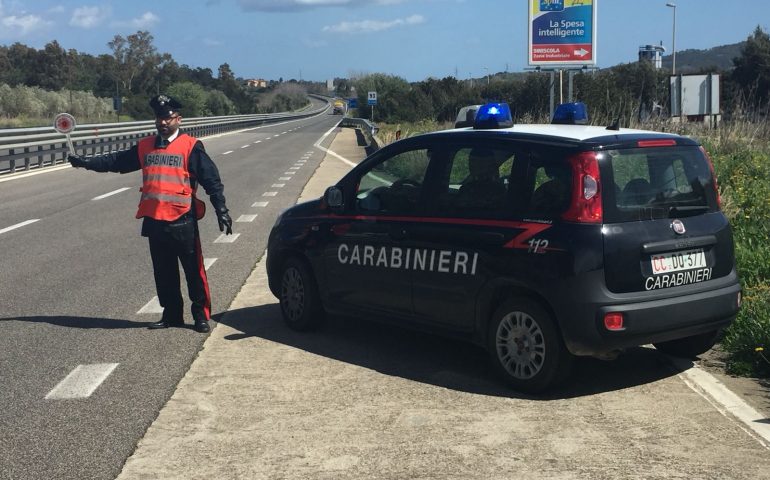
[700,146,722,209]
[562,151,602,223]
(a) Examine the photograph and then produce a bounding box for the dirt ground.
[693,344,770,418]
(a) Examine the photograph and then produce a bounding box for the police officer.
[68,94,233,333]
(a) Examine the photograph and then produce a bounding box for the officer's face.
[156,114,181,137]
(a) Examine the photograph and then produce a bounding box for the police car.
[266,102,741,393]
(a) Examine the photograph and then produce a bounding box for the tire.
[279,257,324,331]
[487,298,573,393]
[654,330,721,359]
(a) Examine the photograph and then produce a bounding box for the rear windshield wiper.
[668,205,709,216]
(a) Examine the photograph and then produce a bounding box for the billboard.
[528,0,597,66]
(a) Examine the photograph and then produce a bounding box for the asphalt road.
[0,105,342,480]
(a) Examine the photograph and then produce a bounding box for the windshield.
[602,146,717,222]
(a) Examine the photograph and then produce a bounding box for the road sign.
[528,0,597,66]
[367,91,377,106]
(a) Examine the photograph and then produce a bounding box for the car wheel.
[487,298,572,393]
[279,257,324,331]
[653,330,721,359]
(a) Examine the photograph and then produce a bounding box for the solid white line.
[237,214,258,222]
[0,219,40,235]
[45,363,119,400]
[222,150,234,155]
[252,201,269,207]
[272,184,285,188]
[672,358,770,449]
[263,192,277,197]
[0,164,72,183]
[214,233,241,243]
[137,297,163,314]
[92,187,131,201]
[313,123,357,167]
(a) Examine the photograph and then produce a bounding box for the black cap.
[149,94,182,118]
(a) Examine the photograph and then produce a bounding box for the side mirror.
[324,186,343,209]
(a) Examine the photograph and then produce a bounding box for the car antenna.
[606,117,621,131]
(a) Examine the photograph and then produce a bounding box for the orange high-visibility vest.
[135,134,203,221]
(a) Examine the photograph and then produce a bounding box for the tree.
[731,26,770,107]
[167,81,209,117]
[37,41,68,91]
[108,30,161,94]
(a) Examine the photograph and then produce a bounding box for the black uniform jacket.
[86,135,227,237]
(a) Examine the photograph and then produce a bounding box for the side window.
[526,152,572,217]
[435,146,515,218]
[355,148,430,215]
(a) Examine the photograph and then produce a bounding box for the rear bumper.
[554,272,741,356]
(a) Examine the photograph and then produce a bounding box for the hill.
[661,41,744,73]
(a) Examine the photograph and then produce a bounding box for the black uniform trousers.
[147,216,211,323]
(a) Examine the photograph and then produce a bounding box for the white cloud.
[323,14,424,34]
[2,14,47,34]
[0,0,51,35]
[70,6,110,28]
[238,0,406,12]
[130,11,160,28]
[112,11,160,29]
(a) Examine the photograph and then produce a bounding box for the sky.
[0,0,767,83]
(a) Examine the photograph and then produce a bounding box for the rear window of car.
[602,146,716,223]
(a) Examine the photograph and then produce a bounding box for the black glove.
[68,154,89,169]
[216,208,233,235]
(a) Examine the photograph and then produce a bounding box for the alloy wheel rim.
[281,267,305,322]
[495,311,546,379]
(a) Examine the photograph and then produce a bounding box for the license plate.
[650,249,706,275]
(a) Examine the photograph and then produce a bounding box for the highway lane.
[0,108,343,480]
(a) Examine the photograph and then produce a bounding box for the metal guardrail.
[0,98,329,176]
[339,117,380,150]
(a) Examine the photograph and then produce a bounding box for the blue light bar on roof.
[473,102,513,129]
[552,102,589,125]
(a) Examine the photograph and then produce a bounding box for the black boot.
[149,319,171,329]
[194,318,210,333]
[149,311,184,329]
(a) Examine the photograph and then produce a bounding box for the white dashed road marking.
[137,297,163,314]
[215,233,241,243]
[263,192,277,197]
[45,363,119,400]
[279,177,291,181]
[237,214,258,222]
[271,184,285,188]
[222,150,234,155]
[241,145,250,149]
[284,171,295,175]
[252,201,269,207]
[0,219,40,235]
[254,140,262,144]
[289,167,300,170]
[92,187,131,201]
